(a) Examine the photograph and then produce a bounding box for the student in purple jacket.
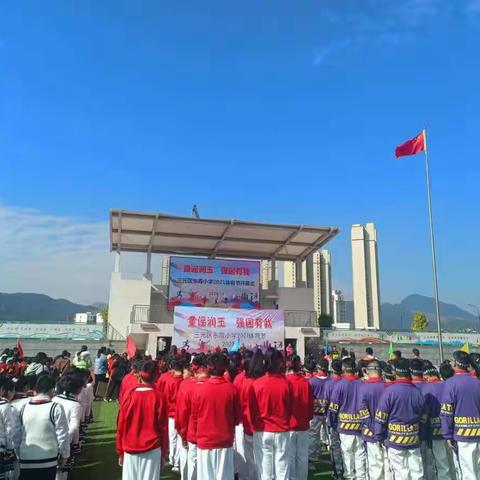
[440,350,480,479]
[375,357,426,480]
[329,357,366,480]
[307,358,330,463]
[359,361,386,480]
[325,360,344,480]
[422,363,456,480]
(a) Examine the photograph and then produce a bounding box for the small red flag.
[395,130,426,158]
[16,339,24,360]
[126,335,137,359]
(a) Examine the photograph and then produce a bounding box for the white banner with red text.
[173,306,284,353]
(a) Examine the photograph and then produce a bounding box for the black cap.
[453,350,470,369]
[423,364,439,377]
[394,358,411,375]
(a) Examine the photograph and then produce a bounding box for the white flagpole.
[423,128,443,362]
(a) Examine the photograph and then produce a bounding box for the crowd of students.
[0,346,97,480]
[1,342,479,480]
[116,345,480,480]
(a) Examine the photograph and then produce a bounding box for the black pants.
[20,467,57,480]
[106,379,121,400]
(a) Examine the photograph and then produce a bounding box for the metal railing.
[130,305,317,328]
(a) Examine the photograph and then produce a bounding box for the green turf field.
[71,402,333,479]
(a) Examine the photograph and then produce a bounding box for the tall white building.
[351,223,381,329]
[332,289,346,325]
[161,256,170,286]
[260,260,273,288]
[280,251,332,316]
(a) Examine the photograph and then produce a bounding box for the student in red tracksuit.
[239,350,265,480]
[248,348,293,480]
[286,355,314,480]
[190,353,241,479]
[176,355,210,480]
[163,360,184,472]
[174,363,194,480]
[116,361,169,480]
[118,361,140,406]
[186,355,210,480]
[232,350,252,480]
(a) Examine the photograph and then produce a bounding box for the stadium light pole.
[467,304,480,333]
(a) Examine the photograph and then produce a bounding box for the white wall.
[277,287,315,311]
[108,272,152,337]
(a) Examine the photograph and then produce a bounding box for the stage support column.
[144,251,153,280]
[114,251,121,273]
[295,259,306,288]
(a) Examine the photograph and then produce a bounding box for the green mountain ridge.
[0,292,99,323]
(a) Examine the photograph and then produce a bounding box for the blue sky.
[0,0,479,308]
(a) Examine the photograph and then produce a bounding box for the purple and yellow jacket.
[309,374,331,416]
[440,371,480,442]
[359,377,385,442]
[328,375,363,436]
[374,379,426,449]
[422,379,444,441]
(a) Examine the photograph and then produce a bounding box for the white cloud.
[312,0,465,66]
[465,0,480,17]
[0,204,158,305]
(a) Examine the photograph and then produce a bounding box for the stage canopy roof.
[110,210,339,262]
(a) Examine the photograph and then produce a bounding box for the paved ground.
[72,402,333,479]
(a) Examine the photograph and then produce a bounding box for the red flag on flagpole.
[126,335,137,359]
[16,339,24,360]
[395,130,426,158]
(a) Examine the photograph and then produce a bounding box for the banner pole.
[423,128,443,363]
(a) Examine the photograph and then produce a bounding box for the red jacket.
[116,384,168,457]
[119,372,138,406]
[233,370,246,391]
[163,373,183,418]
[191,376,241,449]
[186,379,209,444]
[175,378,195,441]
[286,372,314,431]
[248,373,293,433]
[239,376,256,436]
[155,371,171,394]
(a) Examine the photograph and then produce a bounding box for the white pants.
[384,445,394,480]
[253,431,291,480]
[235,424,247,478]
[289,431,310,480]
[243,434,258,480]
[168,417,180,468]
[339,433,366,480]
[197,447,234,480]
[457,441,480,480]
[179,441,188,480]
[387,447,424,480]
[55,471,67,480]
[431,440,455,480]
[122,447,161,480]
[366,442,384,480]
[187,442,198,480]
